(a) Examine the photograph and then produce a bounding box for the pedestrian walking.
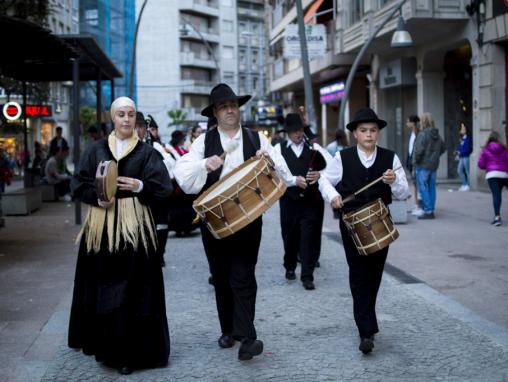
[477,131,508,226]
[326,128,349,157]
[456,123,473,191]
[319,107,409,354]
[173,83,295,361]
[274,113,330,290]
[406,115,424,216]
[136,111,174,266]
[412,112,446,219]
[68,97,172,375]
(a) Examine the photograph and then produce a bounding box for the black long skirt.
[68,237,170,369]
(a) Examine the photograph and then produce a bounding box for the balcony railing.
[179,0,219,18]
[180,79,215,95]
[180,52,218,69]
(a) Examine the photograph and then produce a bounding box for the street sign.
[284,24,326,59]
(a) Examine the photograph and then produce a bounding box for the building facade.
[268,0,506,189]
[79,0,136,105]
[0,0,79,169]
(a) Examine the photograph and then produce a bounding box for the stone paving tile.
[41,206,508,381]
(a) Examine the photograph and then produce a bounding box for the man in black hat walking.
[319,107,409,355]
[274,113,331,290]
[174,83,295,361]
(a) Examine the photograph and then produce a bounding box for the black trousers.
[339,219,388,339]
[200,218,262,340]
[280,196,324,281]
[156,228,169,266]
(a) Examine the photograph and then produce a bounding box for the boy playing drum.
[318,107,409,354]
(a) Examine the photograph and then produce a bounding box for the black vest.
[336,146,394,212]
[201,127,260,193]
[281,141,321,201]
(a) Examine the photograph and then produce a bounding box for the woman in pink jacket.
[477,131,508,226]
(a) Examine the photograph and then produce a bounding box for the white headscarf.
[110,96,136,121]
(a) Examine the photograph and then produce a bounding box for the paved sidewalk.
[35,202,508,381]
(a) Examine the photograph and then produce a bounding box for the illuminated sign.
[1,103,52,120]
[319,82,345,104]
[3,102,22,120]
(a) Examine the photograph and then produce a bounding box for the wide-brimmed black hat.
[136,111,146,126]
[201,83,251,118]
[346,107,387,131]
[284,113,305,133]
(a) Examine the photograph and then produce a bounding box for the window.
[239,49,246,63]
[222,20,234,33]
[84,9,98,26]
[223,72,235,85]
[223,46,234,59]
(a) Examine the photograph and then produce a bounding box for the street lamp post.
[180,15,222,83]
[129,0,149,99]
[295,0,317,133]
[338,0,411,131]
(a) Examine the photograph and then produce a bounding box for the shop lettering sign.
[319,81,345,104]
[1,103,52,120]
[284,24,326,59]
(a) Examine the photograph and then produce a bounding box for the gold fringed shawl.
[76,131,157,254]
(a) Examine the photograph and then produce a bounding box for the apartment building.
[136,0,270,140]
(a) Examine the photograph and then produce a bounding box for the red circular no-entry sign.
[3,102,22,120]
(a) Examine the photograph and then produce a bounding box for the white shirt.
[174,127,296,194]
[318,146,410,203]
[408,131,416,155]
[273,141,333,186]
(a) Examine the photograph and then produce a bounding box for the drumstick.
[342,166,402,204]
[219,140,239,160]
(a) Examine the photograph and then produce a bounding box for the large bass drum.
[193,156,286,239]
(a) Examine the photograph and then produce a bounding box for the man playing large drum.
[319,107,409,355]
[174,83,295,361]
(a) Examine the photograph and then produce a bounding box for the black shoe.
[359,337,374,354]
[418,212,435,220]
[285,270,296,280]
[302,280,315,290]
[118,366,133,375]
[208,275,215,286]
[218,334,235,348]
[94,354,104,363]
[491,217,502,226]
[238,339,263,361]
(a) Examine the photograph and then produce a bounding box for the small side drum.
[342,198,399,256]
[193,156,287,239]
[95,160,118,202]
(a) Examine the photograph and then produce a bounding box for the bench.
[389,199,408,224]
[1,187,42,215]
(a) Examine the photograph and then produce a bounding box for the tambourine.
[95,160,118,202]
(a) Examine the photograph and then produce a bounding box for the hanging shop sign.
[320,81,345,104]
[379,58,417,89]
[3,102,22,120]
[284,24,326,59]
[1,103,52,120]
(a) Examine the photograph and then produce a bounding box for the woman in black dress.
[68,97,172,374]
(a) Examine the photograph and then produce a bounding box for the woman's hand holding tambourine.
[117,176,141,192]
[98,197,115,208]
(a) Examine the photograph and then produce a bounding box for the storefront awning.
[304,0,325,23]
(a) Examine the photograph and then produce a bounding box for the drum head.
[105,161,118,200]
